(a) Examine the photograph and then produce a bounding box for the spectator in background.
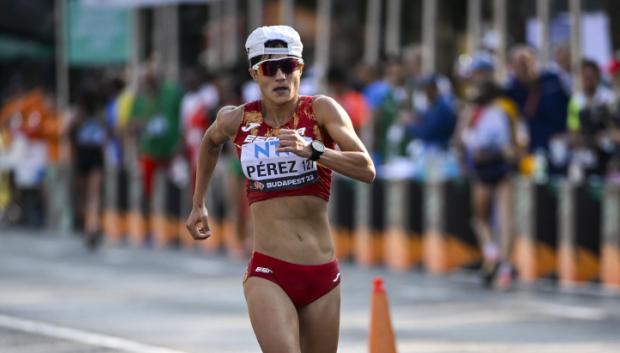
[130,66,183,204]
[566,59,617,179]
[401,45,453,113]
[505,45,570,174]
[353,63,387,111]
[68,88,107,249]
[326,66,371,142]
[459,79,517,290]
[104,77,126,168]
[0,85,58,228]
[180,68,217,187]
[403,74,457,151]
[609,59,620,121]
[549,43,573,95]
[371,58,408,161]
[608,59,620,182]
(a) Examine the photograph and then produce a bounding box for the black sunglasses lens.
[279,59,296,74]
[261,59,298,76]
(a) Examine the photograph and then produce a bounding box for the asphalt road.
[1,229,619,353]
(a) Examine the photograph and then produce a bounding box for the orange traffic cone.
[369,277,397,353]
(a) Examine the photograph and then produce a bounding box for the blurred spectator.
[0,86,59,227]
[609,59,620,120]
[68,88,107,249]
[326,66,371,141]
[404,74,457,151]
[180,68,218,188]
[353,63,387,110]
[401,45,453,112]
[370,58,408,161]
[468,53,496,83]
[459,79,517,289]
[505,45,570,175]
[566,59,618,179]
[608,59,620,182]
[549,43,573,94]
[129,66,183,201]
[103,77,126,168]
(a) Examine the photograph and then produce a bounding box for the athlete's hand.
[277,129,312,158]
[185,206,211,240]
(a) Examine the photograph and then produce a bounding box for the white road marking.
[532,302,606,320]
[0,314,189,353]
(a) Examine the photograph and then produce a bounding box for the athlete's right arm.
[186,105,243,240]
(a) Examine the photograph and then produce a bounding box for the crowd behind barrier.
[1,42,620,292]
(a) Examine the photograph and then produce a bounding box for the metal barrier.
[126,165,147,246]
[558,180,602,286]
[102,166,128,244]
[90,161,620,294]
[353,179,385,266]
[329,175,356,260]
[602,184,620,289]
[423,179,480,273]
[514,178,558,283]
[384,179,423,270]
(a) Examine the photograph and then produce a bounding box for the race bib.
[240,138,317,192]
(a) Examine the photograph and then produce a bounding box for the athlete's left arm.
[313,95,376,183]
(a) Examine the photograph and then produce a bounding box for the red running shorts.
[244,251,341,308]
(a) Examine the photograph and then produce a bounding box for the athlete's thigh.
[298,285,341,353]
[244,277,301,353]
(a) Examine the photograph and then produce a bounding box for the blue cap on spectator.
[470,53,495,72]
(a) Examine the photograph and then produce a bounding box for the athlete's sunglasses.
[252,57,304,77]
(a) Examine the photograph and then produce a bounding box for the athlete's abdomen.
[250,195,334,264]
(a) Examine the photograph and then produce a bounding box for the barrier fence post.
[44,164,61,230]
[384,178,420,270]
[602,183,620,290]
[443,180,480,269]
[151,170,171,248]
[330,175,355,260]
[45,163,74,234]
[423,178,479,273]
[558,180,601,286]
[514,177,537,282]
[558,180,577,285]
[514,177,559,282]
[407,180,424,266]
[102,164,124,244]
[177,176,194,249]
[423,176,446,273]
[354,179,383,265]
[165,176,183,248]
[127,163,147,246]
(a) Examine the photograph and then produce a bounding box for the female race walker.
[186,25,375,353]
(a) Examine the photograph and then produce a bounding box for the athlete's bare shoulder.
[311,94,337,109]
[311,94,348,125]
[214,104,244,139]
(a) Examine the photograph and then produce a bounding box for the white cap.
[245,25,303,60]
